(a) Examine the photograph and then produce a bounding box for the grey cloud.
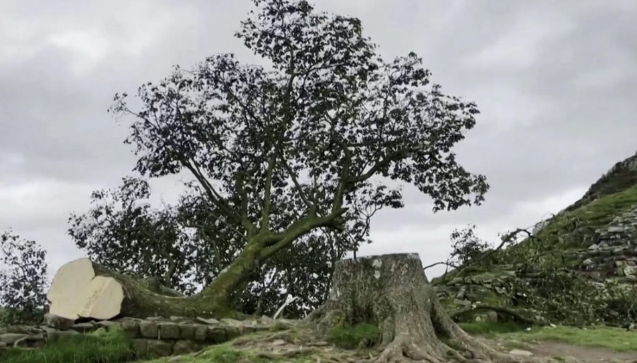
[0,0,635,272]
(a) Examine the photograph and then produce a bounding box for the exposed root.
[256,347,319,359]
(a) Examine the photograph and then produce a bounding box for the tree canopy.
[0,230,49,324]
[95,0,489,314]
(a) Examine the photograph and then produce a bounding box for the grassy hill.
[433,151,637,326]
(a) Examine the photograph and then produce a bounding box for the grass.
[327,323,380,349]
[534,184,637,249]
[140,343,314,363]
[0,326,141,363]
[464,322,637,352]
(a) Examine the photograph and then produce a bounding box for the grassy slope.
[461,322,637,352]
[536,184,637,249]
[434,152,637,286]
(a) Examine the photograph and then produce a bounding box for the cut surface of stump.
[308,253,545,363]
[47,258,124,320]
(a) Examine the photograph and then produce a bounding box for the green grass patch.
[0,326,141,363]
[327,323,380,349]
[536,184,637,249]
[486,325,637,352]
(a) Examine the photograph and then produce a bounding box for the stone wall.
[0,315,294,357]
[433,204,637,323]
[579,205,637,281]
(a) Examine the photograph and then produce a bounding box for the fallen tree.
[78,0,489,319]
[47,258,241,320]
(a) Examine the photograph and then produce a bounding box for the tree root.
[256,347,319,359]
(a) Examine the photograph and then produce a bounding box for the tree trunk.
[47,258,248,320]
[308,253,536,363]
[47,236,291,321]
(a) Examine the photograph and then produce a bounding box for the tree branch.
[260,153,277,233]
[278,148,314,211]
[450,304,541,326]
[234,170,257,237]
[423,261,459,271]
[258,208,348,261]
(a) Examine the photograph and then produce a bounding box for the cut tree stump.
[308,253,543,363]
[47,259,124,320]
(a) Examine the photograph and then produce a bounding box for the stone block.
[139,320,159,339]
[196,317,220,325]
[159,322,180,339]
[120,320,140,337]
[173,340,199,355]
[147,339,173,357]
[207,326,227,343]
[132,339,149,356]
[193,325,208,342]
[179,324,195,340]
[0,333,29,345]
[43,313,75,330]
[46,330,79,342]
[70,322,96,333]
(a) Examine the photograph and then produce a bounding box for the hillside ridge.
[434,150,637,326]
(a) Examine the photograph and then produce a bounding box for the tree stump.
[309,253,538,363]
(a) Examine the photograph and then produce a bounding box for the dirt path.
[523,341,637,363]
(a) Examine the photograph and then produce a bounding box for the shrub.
[0,231,49,325]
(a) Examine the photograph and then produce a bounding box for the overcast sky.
[1,0,636,280]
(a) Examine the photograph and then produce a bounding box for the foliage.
[69,177,356,317]
[448,225,491,266]
[0,327,139,363]
[237,232,353,317]
[69,177,210,295]
[0,231,49,325]
[507,268,600,325]
[106,0,489,306]
[327,323,380,349]
[495,242,637,326]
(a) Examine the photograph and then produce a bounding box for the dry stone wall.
[0,315,295,357]
[434,203,637,323]
[579,205,637,281]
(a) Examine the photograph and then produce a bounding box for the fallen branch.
[450,304,541,326]
[423,261,458,271]
[273,295,299,320]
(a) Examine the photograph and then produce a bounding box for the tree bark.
[47,258,247,320]
[308,253,538,363]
